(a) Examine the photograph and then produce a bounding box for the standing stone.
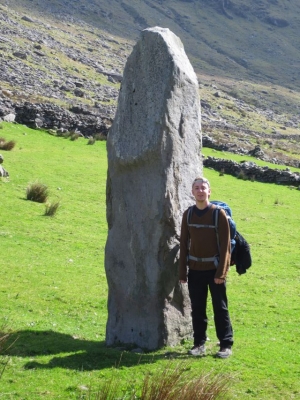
[105,27,202,350]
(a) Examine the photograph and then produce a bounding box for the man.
[179,177,233,358]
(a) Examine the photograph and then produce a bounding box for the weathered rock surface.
[105,27,202,350]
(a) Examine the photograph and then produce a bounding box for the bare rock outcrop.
[105,27,202,350]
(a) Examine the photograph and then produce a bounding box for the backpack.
[186,201,252,275]
[230,231,252,275]
[210,201,237,253]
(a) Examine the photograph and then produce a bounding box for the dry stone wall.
[204,156,300,186]
[0,96,113,136]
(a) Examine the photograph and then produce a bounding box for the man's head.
[192,177,210,188]
[192,177,211,205]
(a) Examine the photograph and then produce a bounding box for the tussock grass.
[237,170,248,181]
[91,362,230,400]
[44,200,60,217]
[0,325,15,381]
[139,362,229,400]
[93,372,120,400]
[26,181,49,203]
[0,331,10,355]
[62,131,72,138]
[95,133,107,141]
[70,132,81,141]
[0,137,16,150]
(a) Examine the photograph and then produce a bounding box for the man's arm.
[215,209,231,281]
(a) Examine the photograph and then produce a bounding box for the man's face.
[192,181,211,202]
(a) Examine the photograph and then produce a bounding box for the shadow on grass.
[2,330,189,371]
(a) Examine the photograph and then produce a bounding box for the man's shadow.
[2,330,187,371]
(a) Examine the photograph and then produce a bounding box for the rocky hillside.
[0,0,299,167]
[5,0,300,93]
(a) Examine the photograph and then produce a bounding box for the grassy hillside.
[1,122,299,399]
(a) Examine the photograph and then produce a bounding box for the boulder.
[105,27,202,350]
[0,154,9,177]
[13,51,27,60]
[0,165,9,177]
[3,113,16,122]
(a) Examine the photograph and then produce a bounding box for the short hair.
[192,177,210,187]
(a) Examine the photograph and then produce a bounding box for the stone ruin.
[105,27,202,350]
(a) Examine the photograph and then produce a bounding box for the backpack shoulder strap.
[213,206,221,253]
[187,205,193,226]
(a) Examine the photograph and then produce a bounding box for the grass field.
[0,122,299,399]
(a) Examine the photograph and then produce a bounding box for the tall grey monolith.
[105,27,202,350]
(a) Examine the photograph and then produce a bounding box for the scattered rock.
[13,51,27,60]
[21,16,35,23]
[265,17,289,28]
[248,145,265,158]
[3,113,15,122]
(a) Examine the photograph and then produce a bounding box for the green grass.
[0,122,299,399]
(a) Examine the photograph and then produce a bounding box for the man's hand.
[179,279,187,284]
[214,278,225,284]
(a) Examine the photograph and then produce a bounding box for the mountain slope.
[0,0,300,166]
[6,0,300,92]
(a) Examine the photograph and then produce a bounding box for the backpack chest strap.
[188,223,216,229]
[188,255,216,262]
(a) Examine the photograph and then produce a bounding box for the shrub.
[44,201,60,217]
[87,137,96,145]
[26,181,49,203]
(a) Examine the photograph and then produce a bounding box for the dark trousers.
[188,269,233,348]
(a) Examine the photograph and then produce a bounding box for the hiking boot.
[216,347,232,358]
[188,344,206,356]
